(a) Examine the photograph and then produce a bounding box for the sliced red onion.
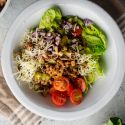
[47,36,54,40]
[47,32,51,37]
[62,21,72,30]
[64,25,70,30]
[32,31,46,38]
[40,32,46,36]
[48,47,53,52]
[45,39,52,43]
[32,32,37,37]
[83,18,93,26]
[63,20,67,24]
[64,24,72,30]
[76,25,80,29]
[55,36,61,41]
[67,22,72,29]
[55,41,60,46]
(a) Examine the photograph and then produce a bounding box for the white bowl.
[1,0,125,120]
[0,0,10,17]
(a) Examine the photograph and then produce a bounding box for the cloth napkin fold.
[0,76,42,125]
[0,0,125,125]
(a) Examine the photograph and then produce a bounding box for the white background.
[0,0,125,125]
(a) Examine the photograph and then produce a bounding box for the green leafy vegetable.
[82,24,106,55]
[39,7,62,30]
[84,60,103,85]
[83,35,103,46]
[76,17,84,27]
[84,24,106,47]
[84,44,106,55]
[106,117,122,125]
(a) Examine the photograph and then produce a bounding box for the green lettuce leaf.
[83,34,103,46]
[84,24,106,47]
[106,117,122,125]
[77,17,84,28]
[82,24,107,55]
[39,7,62,29]
[84,45,106,55]
[84,60,103,85]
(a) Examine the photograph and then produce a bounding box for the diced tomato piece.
[72,27,82,37]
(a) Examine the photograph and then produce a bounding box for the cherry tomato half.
[70,89,83,104]
[51,91,67,106]
[72,27,83,37]
[49,87,56,95]
[53,77,70,92]
[75,78,86,92]
[67,83,73,96]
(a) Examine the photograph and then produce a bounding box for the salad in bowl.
[2,0,125,120]
[13,6,107,106]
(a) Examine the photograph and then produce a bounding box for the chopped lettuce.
[82,24,106,55]
[106,117,122,125]
[84,60,103,85]
[39,7,62,30]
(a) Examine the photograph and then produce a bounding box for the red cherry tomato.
[75,78,86,92]
[51,91,67,106]
[70,89,83,104]
[53,77,70,92]
[72,27,82,37]
[49,87,56,95]
[67,83,73,96]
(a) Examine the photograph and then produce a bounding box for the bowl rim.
[0,0,10,17]
[1,0,125,120]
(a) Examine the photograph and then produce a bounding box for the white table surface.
[0,0,125,125]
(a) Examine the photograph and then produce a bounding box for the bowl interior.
[0,0,10,17]
[10,3,117,112]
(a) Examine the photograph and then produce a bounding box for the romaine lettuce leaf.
[39,7,62,29]
[82,24,107,55]
[83,34,104,46]
[84,24,106,47]
[84,45,106,55]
